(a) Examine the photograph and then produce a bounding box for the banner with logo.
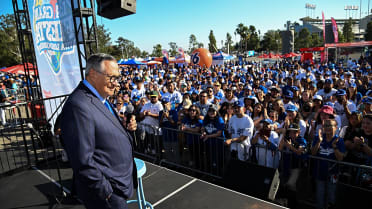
[29,0,81,98]
[28,0,82,122]
[331,17,339,43]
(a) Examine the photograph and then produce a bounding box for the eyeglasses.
[96,71,121,83]
[116,103,123,105]
[208,90,213,92]
[190,109,197,112]
[323,124,336,128]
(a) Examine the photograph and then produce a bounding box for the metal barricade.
[0,95,68,178]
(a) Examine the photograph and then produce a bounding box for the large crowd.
[2,56,372,208]
[108,57,372,209]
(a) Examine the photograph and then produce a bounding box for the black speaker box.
[96,0,136,19]
[223,159,280,200]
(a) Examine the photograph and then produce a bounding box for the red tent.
[258,54,268,58]
[0,63,37,75]
[284,52,301,58]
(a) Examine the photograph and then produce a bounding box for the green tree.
[235,23,249,52]
[365,21,372,41]
[311,33,323,47]
[141,51,150,58]
[208,30,217,53]
[97,24,113,54]
[246,25,260,51]
[337,29,345,43]
[343,18,355,42]
[295,28,312,50]
[168,42,178,56]
[0,14,21,66]
[224,32,234,54]
[151,44,162,57]
[261,30,281,52]
[189,34,198,53]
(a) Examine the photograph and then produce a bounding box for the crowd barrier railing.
[132,126,372,207]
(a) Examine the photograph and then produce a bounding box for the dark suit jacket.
[61,82,137,202]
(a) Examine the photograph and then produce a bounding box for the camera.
[303,103,311,112]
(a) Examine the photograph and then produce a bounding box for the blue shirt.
[312,135,346,181]
[83,80,105,103]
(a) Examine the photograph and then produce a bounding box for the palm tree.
[235,23,249,52]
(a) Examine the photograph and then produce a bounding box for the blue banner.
[29,0,81,98]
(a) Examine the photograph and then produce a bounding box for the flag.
[322,11,326,43]
[178,47,185,58]
[331,17,339,43]
[161,49,169,59]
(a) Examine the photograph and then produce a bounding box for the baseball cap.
[335,89,346,96]
[260,118,273,124]
[324,78,333,84]
[150,91,159,97]
[233,100,244,107]
[284,90,293,99]
[287,123,300,131]
[362,96,372,104]
[313,95,323,101]
[291,86,299,92]
[162,97,171,103]
[320,105,334,115]
[286,104,298,112]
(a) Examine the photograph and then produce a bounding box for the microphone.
[27,123,41,139]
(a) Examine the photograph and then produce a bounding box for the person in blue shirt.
[200,105,225,175]
[180,105,203,168]
[159,97,179,162]
[311,119,345,209]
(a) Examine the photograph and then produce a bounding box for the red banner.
[331,17,339,43]
[322,11,325,43]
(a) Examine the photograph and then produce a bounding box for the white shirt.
[140,101,163,133]
[228,114,254,161]
[315,88,337,101]
[253,131,280,168]
[162,91,183,104]
[220,96,238,104]
[334,100,357,127]
[131,87,146,100]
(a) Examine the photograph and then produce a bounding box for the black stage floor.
[0,160,287,209]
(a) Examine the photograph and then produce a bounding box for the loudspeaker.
[325,24,335,44]
[96,0,136,19]
[281,30,294,54]
[223,160,280,200]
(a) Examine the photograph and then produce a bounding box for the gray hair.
[85,53,116,78]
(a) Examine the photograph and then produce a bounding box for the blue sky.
[0,0,370,52]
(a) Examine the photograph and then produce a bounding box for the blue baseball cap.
[335,89,346,96]
[260,118,273,124]
[132,95,141,102]
[233,100,245,107]
[162,97,171,103]
[291,86,299,92]
[324,101,334,108]
[362,96,372,104]
[284,90,293,99]
[214,95,221,100]
[286,104,298,112]
[325,78,333,84]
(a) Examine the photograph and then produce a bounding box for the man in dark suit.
[61,53,137,209]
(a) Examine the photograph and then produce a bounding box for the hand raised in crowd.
[224,139,232,146]
[353,136,364,149]
[318,128,323,142]
[332,137,339,149]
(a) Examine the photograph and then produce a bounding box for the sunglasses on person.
[190,109,197,112]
